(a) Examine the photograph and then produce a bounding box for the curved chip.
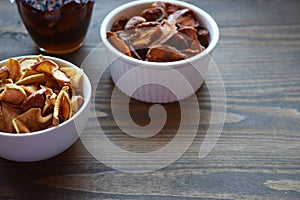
[13,108,53,133]
[2,58,22,82]
[53,86,72,126]
[0,84,27,105]
[0,55,85,133]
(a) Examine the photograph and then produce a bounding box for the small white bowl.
[0,55,91,162]
[100,0,219,103]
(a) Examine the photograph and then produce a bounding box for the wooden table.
[1,0,300,199]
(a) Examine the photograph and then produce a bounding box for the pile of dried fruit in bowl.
[107,1,210,62]
[0,55,84,133]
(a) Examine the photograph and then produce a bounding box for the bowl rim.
[0,55,92,137]
[100,0,220,67]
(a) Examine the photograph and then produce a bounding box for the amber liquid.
[16,1,94,54]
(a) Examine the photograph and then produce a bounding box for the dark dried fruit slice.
[146,44,186,62]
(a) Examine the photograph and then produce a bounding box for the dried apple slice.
[111,17,128,32]
[33,60,59,74]
[60,67,83,95]
[0,66,9,80]
[52,69,71,87]
[12,118,30,133]
[0,102,21,133]
[0,79,13,91]
[20,85,40,95]
[146,44,186,62]
[131,22,162,49]
[141,6,167,22]
[0,84,27,105]
[124,16,146,31]
[168,8,199,28]
[107,31,132,57]
[15,73,45,85]
[2,58,22,82]
[53,86,72,126]
[21,68,40,79]
[22,88,46,112]
[19,57,40,72]
[71,95,84,114]
[13,108,52,133]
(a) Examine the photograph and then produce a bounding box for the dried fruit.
[111,17,128,32]
[107,1,209,62]
[107,31,132,57]
[0,67,9,80]
[53,86,71,126]
[124,16,146,31]
[141,6,167,22]
[21,88,46,112]
[0,84,27,105]
[2,58,22,82]
[146,44,186,62]
[0,55,85,134]
[12,108,53,133]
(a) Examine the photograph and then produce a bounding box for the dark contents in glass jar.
[16,0,94,53]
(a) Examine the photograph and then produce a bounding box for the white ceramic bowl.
[0,55,91,162]
[100,0,219,103]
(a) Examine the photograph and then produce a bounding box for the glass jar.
[16,0,94,54]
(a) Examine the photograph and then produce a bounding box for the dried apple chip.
[53,86,72,126]
[107,2,210,62]
[15,73,45,85]
[20,85,40,95]
[71,95,84,114]
[0,66,9,80]
[13,108,52,133]
[0,84,27,105]
[21,68,41,79]
[107,31,132,57]
[146,44,186,62]
[0,79,13,91]
[12,118,30,133]
[60,67,83,87]
[52,69,71,87]
[0,102,21,133]
[19,57,40,72]
[2,58,22,82]
[33,60,70,87]
[0,55,85,133]
[33,60,59,74]
[22,88,46,112]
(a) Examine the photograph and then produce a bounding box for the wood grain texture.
[0,0,300,199]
